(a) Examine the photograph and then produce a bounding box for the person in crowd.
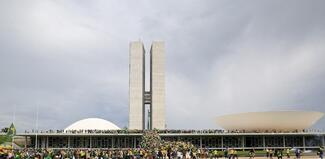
[276,149,283,159]
[269,149,274,159]
[139,149,144,158]
[127,149,133,159]
[185,150,191,159]
[7,149,14,159]
[233,149,238,159]
[295,148,301,159]
[285,148,290,158]
[249,148,255,159]
[318,146,324,159]
[156,149,161,159]
[167,148,171,159]
[224,148,228,159]
[212,149,219,159]
[176,150,183,159]
[170,149,175,158]
[228,148,234,159]
[266,148,270,158]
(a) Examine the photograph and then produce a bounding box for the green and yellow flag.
[0,123,16,145]
[7,123,16,136]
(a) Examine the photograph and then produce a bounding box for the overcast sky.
[1,0,325,131]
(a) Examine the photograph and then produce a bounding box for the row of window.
[30,136,324,148]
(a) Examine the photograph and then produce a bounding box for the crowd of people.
[0,147,324,159]
[0,148,237,159]
[263,147,324,159]
[18,129,325,135]
[264,148,293,159]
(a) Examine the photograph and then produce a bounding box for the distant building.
[216,111,324,131]
[128,41,166,130]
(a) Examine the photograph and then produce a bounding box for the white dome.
[65,118,120,131]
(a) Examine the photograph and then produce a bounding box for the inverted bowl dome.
[65,118,120,131]
[216,111,324,131]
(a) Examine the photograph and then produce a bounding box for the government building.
[129,41,165,130]
[11,41,325,150]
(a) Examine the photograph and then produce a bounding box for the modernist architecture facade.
[17,131,325,150]
[18,111,324,149]
[129,41,166,130]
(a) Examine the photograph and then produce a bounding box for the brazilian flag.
[7,123,16,136]
[0,123,16,145]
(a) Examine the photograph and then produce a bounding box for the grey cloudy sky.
[1,0,325,131]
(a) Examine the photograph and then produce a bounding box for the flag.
[6,123,16,136]
[0,123,16,145]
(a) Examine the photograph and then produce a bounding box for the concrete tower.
[128,41,145,130]
[128,41,166,130]
[150,41,166,129]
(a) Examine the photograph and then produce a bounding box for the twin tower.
[128,41,166,130]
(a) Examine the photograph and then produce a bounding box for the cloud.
[0,0,325,131]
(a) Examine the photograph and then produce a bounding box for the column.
[112,137,114,148]
[263,136,266,150]
[322,135,325,146]
[283,136,286,148]
[35,135,37,149]
[68,136,70,148]
[41,137,45,148]
[221,136,224,149]
[90,137,92,149]
[25,136,27,148]
[242,136,245,149]
[124,137,127,148]
[200,136,202,149]
[302,136,306,151]
[35,136,38,149]
[46,136,49,148]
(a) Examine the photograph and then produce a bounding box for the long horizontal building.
[16,131,325,150]
[14,112,325,150]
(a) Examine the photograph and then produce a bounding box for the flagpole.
[35,105,39,149]
[12,105,16,148]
